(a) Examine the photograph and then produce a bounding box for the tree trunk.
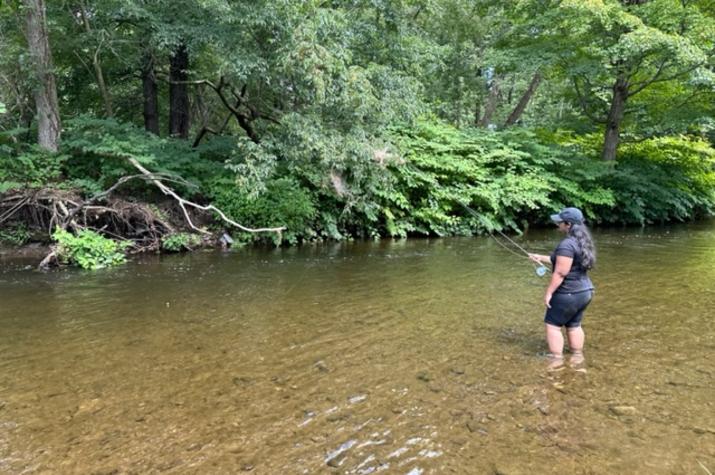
[602,75,629,161]
[169,43,190,138]
[23,0,61,152]
[79,0,113,117]
[477,77,500,128]
[504,71,541,127]
[142,51,159,135]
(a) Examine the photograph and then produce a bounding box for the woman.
[528,207,596,370]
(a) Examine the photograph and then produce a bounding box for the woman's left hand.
[544,292,552,309]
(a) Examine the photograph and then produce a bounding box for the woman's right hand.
[528,253,544,264]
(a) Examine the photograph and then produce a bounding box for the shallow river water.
[1,223,714,474]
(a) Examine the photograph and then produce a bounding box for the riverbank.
[2,119,714,270]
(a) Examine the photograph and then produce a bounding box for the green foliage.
[385,121,608,235]
[1,0,713,254]
[208,177,316,245]
[0,143,67,192]
[162,232,203,252]
[267,114,400,239]
[0,223,31,245]
[603,136,715,224]
[538,130,715,224]
[385,120,715,233]
[61,116,224,194]
[52,228,130,270]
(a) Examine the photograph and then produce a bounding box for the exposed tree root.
[1,157,285,269]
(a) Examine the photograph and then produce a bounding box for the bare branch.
[572,77,608,124]
[629,61,704,97]
[120,154,284,234]
[159,75,269,142]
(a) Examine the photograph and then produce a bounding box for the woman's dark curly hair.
[567,222,596,269]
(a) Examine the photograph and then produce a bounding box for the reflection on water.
[1,223,714,473]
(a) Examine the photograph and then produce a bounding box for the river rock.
[232,376,252,387]
[226,443,243,453]
[609,405,637,416]
[416,371,432,382]
[314,360,329,372]
[74,398,102,417]
[692,427,715,435]
[327,412,351,422]
[466,421,488,435]
[326,454,345,468]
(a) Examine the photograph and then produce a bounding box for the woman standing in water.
[528,207,596,370]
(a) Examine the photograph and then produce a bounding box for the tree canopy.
[1,0,714,259]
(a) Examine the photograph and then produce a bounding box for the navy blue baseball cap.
[550,207,584,225]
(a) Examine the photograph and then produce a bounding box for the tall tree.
[169,42,190,138]
[504,71,541,126]
[560,0,713,160]
[77,0,114,117]
[23,0,61,151]
[142,51,159,135]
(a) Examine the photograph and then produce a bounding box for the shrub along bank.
[1,118,714,269]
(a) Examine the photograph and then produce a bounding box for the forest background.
[1,0,714,267]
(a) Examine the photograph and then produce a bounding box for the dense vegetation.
[1,1,714,268]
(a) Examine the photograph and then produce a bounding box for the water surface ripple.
[1,224,714,473]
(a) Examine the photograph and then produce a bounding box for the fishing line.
[459,202,550,276]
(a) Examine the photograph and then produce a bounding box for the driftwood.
[123,155,284,235]
[1,153,285,270]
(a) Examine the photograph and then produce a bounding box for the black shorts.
[544,290,593,328]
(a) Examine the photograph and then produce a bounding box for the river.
[1,223,714,474]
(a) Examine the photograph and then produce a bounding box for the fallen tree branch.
[123,155,285,235]
[38,249,57,270]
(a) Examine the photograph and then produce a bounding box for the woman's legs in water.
[567,326,585,367]
[545,323,565,369]
[545,323,564,356]
[566,326,585,352]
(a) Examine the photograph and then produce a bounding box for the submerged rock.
[325,439,356,467]
[692,427,715,435]
[416,371,432,382]
[609,405,637,416]
[313,360,329,372]
[466,421,488,435]
[74,398,102,417]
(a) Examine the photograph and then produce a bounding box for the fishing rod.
[459,202,550,277]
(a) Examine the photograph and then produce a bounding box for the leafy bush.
[52,228,130,270]
[384,122,715,234]
[385,121,615,235]
[605,136,715,224]
[0,143,68,192]
[4,114,714,251]
[546,131,715,224]
[162,233,203,252]
[60,116,226,196]
[208,177,317,245]
[268,114,400,239]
